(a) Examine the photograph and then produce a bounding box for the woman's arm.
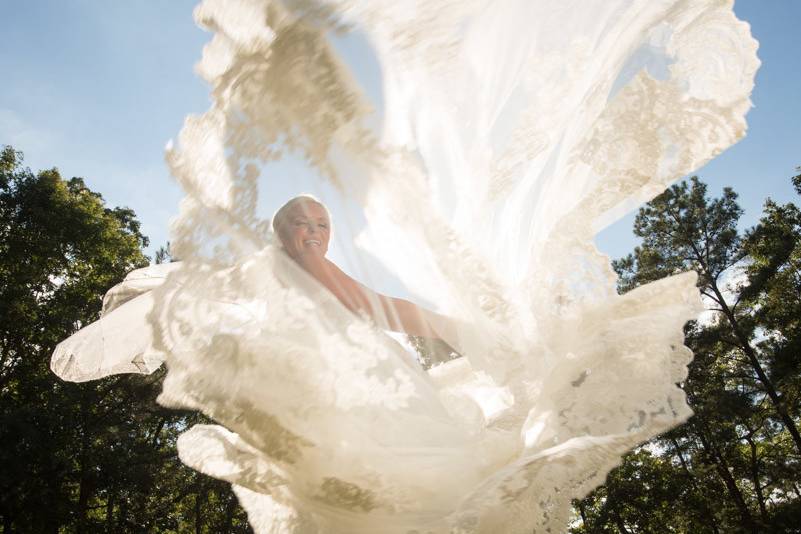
[375,294,440,338]
[322,259,444,338]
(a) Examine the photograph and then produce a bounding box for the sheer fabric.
[52,0,758,532]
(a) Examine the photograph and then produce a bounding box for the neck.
[293,252,331,278]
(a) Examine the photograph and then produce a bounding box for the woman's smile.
[275,198,331,260]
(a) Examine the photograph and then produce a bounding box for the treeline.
[2,143,800,532]
[0,146,250,532]
[571,176,801,532]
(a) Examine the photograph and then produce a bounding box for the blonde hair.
[271,194,332,236]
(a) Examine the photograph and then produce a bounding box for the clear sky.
[2,1,800,265]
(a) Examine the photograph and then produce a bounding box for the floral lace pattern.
[51,0,758,532]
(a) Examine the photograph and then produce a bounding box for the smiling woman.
[273,194,448,339]
[272,195,332,260]
[50,0,760,531]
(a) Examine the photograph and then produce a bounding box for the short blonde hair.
[271,194,331,236]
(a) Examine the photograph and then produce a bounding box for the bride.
[272,194,449,341]
[52,0,759,532]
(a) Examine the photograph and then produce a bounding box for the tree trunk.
[222,493,238,533]
[712,284,801,455]
[150,417,167,448]
[76,395,91,534]
[670,437,721,534]
[116,497,128,532]
[671,437,692,474]
[744,433,769,525]
[578,501,589,530]
[611,507,631,534]
[695,423,759,534]
[105,492,116,527]
[195,490,204,534]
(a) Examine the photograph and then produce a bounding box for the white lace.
[52,0,758,532]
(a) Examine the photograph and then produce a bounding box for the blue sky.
[2,1,800,266]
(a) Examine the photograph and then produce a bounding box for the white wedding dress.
[51,0,758,532]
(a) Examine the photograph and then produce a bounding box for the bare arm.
[374,294,440,338]
[319,259,444,338]
[291,252,452,338]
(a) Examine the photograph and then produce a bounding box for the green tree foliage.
[0,146,249,532]
[615,177,800,453]
[572,173,801,533]
[155,241,174,265]
[5,140,801,532]
[407,336,461,369]
[741,173,801,419]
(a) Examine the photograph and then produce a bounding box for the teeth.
[304,240,321,246]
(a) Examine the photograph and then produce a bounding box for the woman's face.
[277,200,331,260]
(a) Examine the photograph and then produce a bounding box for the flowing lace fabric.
[51,0,758,532]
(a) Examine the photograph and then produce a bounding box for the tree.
[0,146,249,532]
[573,448,725,533]
[613,177,801,454]
[406,335,461,369]
[574,173,801,533]
[154,241,174,264]
[741,174,801,414]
